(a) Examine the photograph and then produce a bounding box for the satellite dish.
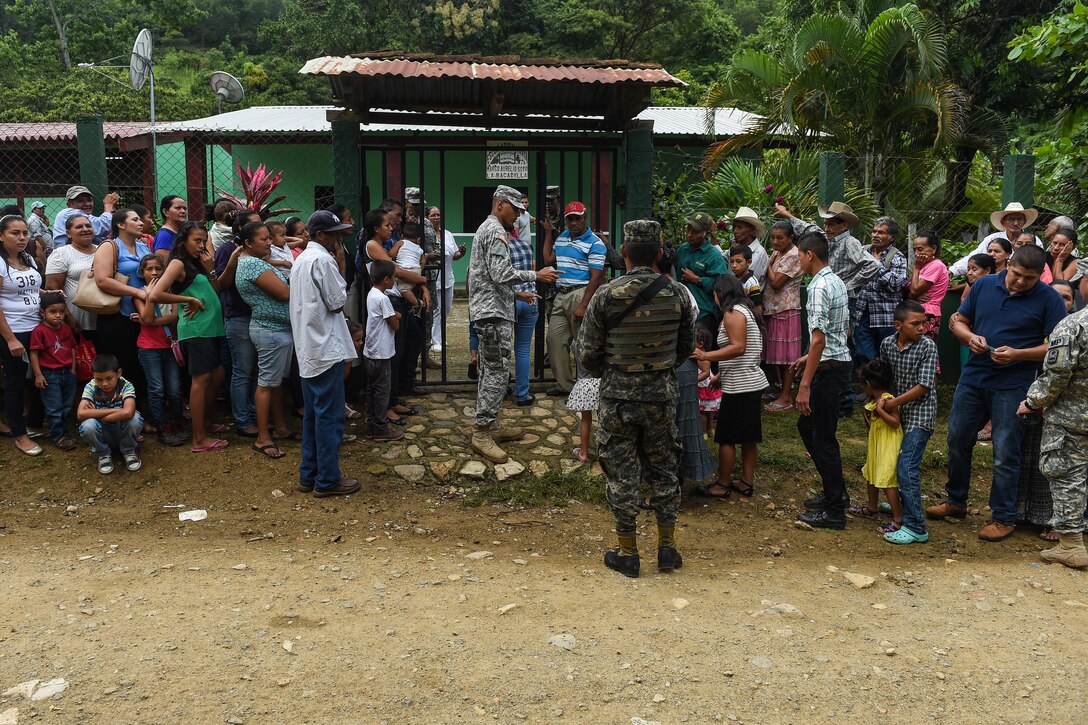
[130,28,153,91]
[210,71,245,114]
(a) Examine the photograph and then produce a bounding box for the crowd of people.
[3,182,1088,573]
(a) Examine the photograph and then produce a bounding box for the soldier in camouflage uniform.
[1019,306,1088,568]
[580,220,696,578]
[468,185,559,463]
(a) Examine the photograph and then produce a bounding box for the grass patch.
[462,468,606,508]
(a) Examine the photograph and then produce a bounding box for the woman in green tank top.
[149,221,241,452]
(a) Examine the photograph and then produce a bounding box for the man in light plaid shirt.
[855,216,908,366]
[791,229,852,530]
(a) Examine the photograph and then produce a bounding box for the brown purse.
[72,240,130,315]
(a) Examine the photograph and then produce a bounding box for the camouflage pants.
[597,397,681,532]
[1039,423,1088,534]
[474,318,513,428]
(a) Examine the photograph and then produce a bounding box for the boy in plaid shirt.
[879,300,938,544]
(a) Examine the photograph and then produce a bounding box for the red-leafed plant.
[214,163,299,219]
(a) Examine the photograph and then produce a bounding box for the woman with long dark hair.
[693,274,768,498]
[0,215,45,454]
[150,221,241,453]
[45,213,98,341]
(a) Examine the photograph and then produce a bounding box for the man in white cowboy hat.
[948,202,1043,277]
[727,206,770,281]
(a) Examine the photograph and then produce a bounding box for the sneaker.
[470,432,508,464]
[123,452,142,472]
[97,455,114,474]
[158,425,184,447]
[368,426,404,442]
[657,546,683,573]
[925,501,968,520]
[604,550,640,578]
[546,386,567,397]
[978,521,1015,542]
[1040,535,1088,568]
[313,477,361,498]
[298,481,314,493]
[804,492,850,510]
[491,426,525,443]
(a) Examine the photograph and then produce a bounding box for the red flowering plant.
[214,163,300,219]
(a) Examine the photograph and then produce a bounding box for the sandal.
[274,429,300,441]
[387,416,408,426]
[729,478,754,497]
[344,404,363,420]
[884,526,929,544]
[251,442,286,459]
[848,506,880,519]
[878,521,902,534]
[191,438,228,453]
[209,423,228,435]
[976,431,991,442]
[393,405,419,416]
[763,401,793,412]
[1039,527,1060,542]
[693,482,731,499]
[571,447,588,463]
[638,497,654,510]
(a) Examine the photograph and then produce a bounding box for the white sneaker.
[97,456,114,474]
[123,452,142,472]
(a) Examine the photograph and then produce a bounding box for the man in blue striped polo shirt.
[543,201,608,395]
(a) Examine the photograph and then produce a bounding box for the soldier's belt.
[556,284,587,294]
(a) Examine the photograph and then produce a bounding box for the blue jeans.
[40,367,76,441]
[138,348,182,427]
[79,414,144,456]
[854,310,895,365]
[300,362,345,492]
[514,300,538,400]
[224,316,257,430]
[945,382,1026,525]
[897,427,933,535]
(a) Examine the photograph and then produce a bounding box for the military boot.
[1040,533,1088,569]
[491,426,525,443]
[657,546,683,573]
[604,550,640,578]
[471,430,509,464]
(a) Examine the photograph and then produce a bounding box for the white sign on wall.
[486,141,528,180]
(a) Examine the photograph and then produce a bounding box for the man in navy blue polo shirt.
[926,245,1067,542]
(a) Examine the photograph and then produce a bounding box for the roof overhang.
[299,52,686,132]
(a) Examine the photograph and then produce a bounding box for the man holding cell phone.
[928,245,1067,542]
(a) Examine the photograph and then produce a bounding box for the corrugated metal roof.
[0,122,150,144]
[299,54,682,86]
[154,105,760,137]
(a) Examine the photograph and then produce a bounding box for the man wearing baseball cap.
[289,210,360,498]
[677,211,728,329]
[468,185,559,463]
[27,202,52,252]
[541,200,608,395]
[52,185,119,247]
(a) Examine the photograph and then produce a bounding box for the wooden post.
[184,137,207,222]
[76,115,108,215]
[818,152,845,206]
[1001,154,1035,208]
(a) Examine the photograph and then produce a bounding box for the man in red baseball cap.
[541,201,608,395]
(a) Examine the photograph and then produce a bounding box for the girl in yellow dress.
[850,359,904,533]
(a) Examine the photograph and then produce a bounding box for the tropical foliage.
[214,163,299,219]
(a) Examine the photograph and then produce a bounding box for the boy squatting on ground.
[579,219,696,578]
[76,353,143,475]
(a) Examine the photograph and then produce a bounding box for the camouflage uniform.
[468,206,536,428]
[1026,308,1088,534]
[580,221,696,536]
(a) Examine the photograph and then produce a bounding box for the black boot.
[657,546,683,573]
[604,550,640,578]
[796,509,846,530]
[804,492,850,510]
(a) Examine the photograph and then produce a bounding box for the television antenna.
[76,29,158,193]
[210,72,244,115]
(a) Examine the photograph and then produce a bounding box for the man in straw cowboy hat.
[948,202,1043,277]
[726,206,770,281]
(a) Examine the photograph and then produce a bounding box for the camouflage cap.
[493,185,526,211]
[545,185,561,199]
[623,219,661,244]
[686,212,713,233]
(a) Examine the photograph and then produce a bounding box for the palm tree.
[703,1,967,212]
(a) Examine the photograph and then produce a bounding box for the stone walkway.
[352,390,602,485]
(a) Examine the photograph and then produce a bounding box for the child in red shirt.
[29,291,77,450]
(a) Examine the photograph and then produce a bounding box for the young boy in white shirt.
[365,259,404,442]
